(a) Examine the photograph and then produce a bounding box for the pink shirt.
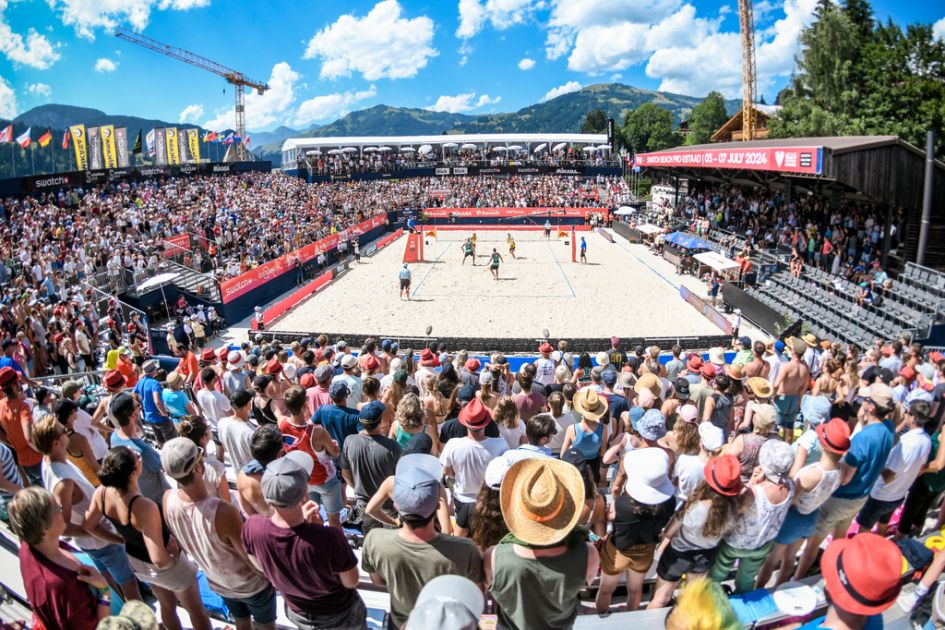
[306,385,332,416]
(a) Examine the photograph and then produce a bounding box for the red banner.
[261,270,334,326]
[423,207,607,219]
[163,234,191,258]
[634,146,823,175]
[220,214,387,303]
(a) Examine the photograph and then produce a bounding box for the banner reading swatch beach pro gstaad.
[219,214,388,303]
[423,207,608,220]
[634,146,824,175]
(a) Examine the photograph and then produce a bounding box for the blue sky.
[3,0,943,132]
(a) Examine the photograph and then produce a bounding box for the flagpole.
[11,144,14,178]
[30,144,34,175]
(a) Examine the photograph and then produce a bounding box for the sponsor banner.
[87,127,102,170]
[154,128,167,165]
[679,285,733,334]
[146,129,156,158]
[101,125,118,169]
[186,129,201,163]
[422,207,606,220]
[115,127,129,167]
[85,169,108,185]
[69,125,88,170]
[210,163,232,174]
[221,214,387,303]
[163,234,191,258]
[435,167,450,176]
[21,172,79,193]
[634,146,824,175]
[261,270,335,326]
[165,128,181,165]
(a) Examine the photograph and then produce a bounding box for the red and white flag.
[0,125,11,143]
[15,127,31,148]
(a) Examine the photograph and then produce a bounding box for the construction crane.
[737,0,757,141]
[115,27,268,161]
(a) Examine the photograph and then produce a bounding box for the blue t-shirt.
[796,613,882,629]
[311,404,362,450]
[162,389,191,419]
[0,356,25,378]
[833,419,895,499]
[133,375,169,425]
[399,268,411,280]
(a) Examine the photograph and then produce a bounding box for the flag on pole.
[231,134,241,144]
[15,127,31,148]
[203,131,217,142]
[38,128,52,148]
[243,135,250,146]
[222,133,234,145]
[61,129,70,149]
[0,125,12,143]
[133,129,142,155]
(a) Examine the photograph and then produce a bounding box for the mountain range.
[2,83,740,176]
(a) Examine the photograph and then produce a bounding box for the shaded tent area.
[663,232,712,250]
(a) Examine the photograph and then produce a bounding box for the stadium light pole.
[917,130,935,267]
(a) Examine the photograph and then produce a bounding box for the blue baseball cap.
[393,465,440,517]
[328,381,350,399]
[359,400,386,425]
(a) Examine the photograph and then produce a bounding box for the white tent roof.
[282,133,606,153]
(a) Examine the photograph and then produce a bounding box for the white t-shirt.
[870,428,932,502]
[533,358,555,387]
[218,416,256,473]
[672,500,722,552]
[498,421,526,450]
[548,411,578,452]
[439,436,508,503]
[196,389,232,429]
[74,408,109,461]
[674,453,706,502]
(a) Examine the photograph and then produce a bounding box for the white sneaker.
[898,589,920,613]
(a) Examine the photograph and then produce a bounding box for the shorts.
[656,544,719,582]
[455,498,476,529]
[146,419,178,445]
[774,505,820,545]
[490,264,499,271]
[400,279,410,289]
[221,585,278,624]
[308,476,344,515]
[285,594,367,630]
[85,543,135,585]
[773,394,800,429]
[128,553,198,593]
[856,496,902,530]
[813,495,869,538]
[599,539,656,575]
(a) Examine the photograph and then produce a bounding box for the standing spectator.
[488,458,600,630]
[333,355,364,408]
[218,390,257,474]
[559,389,610,486]
[773,338,811,445]
[340,401,401,534]
[134,360,176,445]
[11,487,109,630]
[512,364,547,421]
[236,425,284,518]
[161,438,277,630]
[0,367,42,484]
[224,351,252,396]
[362,455,484,628]
[195,367,232,461]
[108,392,170,505]
[241,452,367,629]
[709,440,795,593]
[312,381,363,452]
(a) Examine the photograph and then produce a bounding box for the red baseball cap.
[704,455,743,496]
[821,534,902,616]
[103,369,126,390]
[300,373,316,389]
[200,348,216,362]
[817,418,852,455]
[899,365,916,382]
[459,397,493,430]
[464,358,481,372]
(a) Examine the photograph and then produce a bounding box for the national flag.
[15,127,31,148]
[204,131,216,143]
[61,129,70,149]
[37,128,52,148]
[243,135,250,146]
[231,134,241,144]
[222,133,234,145]
[0,125,11,143]
[132,129,142,155]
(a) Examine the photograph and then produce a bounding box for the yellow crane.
[115,27,269,161]
[737,0,757,141]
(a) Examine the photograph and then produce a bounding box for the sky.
[2,0,943,132]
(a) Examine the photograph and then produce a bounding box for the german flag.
[37,128,52,148]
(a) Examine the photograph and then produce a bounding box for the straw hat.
[500,458,585,546]
[725,363,745,380]
[572,388,609,421]
[634,372,661,398]
[747,376,772,399]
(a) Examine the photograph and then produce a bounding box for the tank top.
[395,425,415,448]
[793,464,842,515]
[490,541,588,630]
[737,433,767,483]
[282,423,334,486]
[42,460,107,550]
[100,492,171,564]
[163,491,269,599]
[572,422,603,460]
[725,482,794,550]
[253,397,278,426]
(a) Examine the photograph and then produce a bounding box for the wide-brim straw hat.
[634,372,661,398]
[747,376,772,399]
[572,388,609,421]
[500,458,585,546]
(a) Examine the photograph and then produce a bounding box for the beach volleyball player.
[462,238,476,266]
[399,263,412,300]
[488,248,505,281]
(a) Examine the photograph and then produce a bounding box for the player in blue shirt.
[399,264,412,301]
[580,237,587,263]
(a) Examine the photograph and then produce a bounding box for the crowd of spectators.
[2,324,942,629]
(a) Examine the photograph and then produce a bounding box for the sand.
[271,230,726,340]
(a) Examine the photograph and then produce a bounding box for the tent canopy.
[663,232,712,250]
[533,143,547,154]
[614,206,636,216]
[694,251,739,272]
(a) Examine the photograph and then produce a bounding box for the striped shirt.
[0,442,23,491]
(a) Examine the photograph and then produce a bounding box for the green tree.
[684,91,730,145]
[581,108,608,134]
[843,0,875,40]
[622,103,679,154]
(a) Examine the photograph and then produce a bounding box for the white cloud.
[456,0,540,39]
[47,0,209,40]
[304,0,437,81]
[518,57,535,70]
[294,85,377,126]
[427,91,500,113]
[545,0,682,59]
[203,61,300,130]
[0,75,16,118]
[935,17,945,42]
[27,82,52,98]
[540,80,582,102]
[94,57,118,72]
[458,41,473,66]
[178,103,203,123]
[0,0,61,69]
